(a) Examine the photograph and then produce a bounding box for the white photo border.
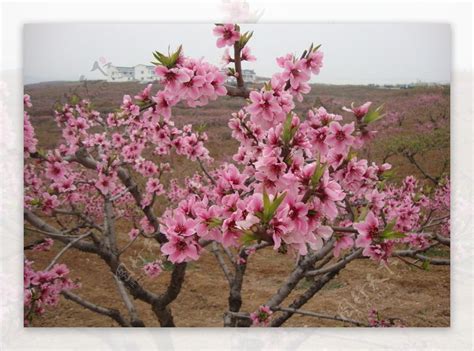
[0,1,472,350]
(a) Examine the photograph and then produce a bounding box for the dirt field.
[24,81,450,327]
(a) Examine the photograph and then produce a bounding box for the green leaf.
[161,260,175,271]
[379,169,396,181]
[384,219,397,233]
[208,217,223,229]
[261,190,287,223]
[363,104,385,124]
[282,113,294,145]
[267,192,287,220]
[310,156,326,187]
[422,260,431,271]
[380,230,406,240]
[70,95,80,105]
[240,231,258,245]
[29,198,41,206]
[239,31,253,48]
[356,206,369,221]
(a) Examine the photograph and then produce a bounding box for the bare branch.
[265,238,336,308]
[211,242,234,283]
[24,209,98,254]
[113,274,145,327]
[305,248,363,277]
[62,290,130,327]
[272,307,369,327]
[197,158,216,185]
[45,231,92,271]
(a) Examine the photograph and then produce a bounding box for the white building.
[106,64,156,82]
[242,69,256,83]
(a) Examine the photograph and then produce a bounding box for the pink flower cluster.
[24,260,77,326]
[250,305,273,327]
[142,260,163,278]
[213,23,240,48]
[24,95,38,155]
[154,56,227,109]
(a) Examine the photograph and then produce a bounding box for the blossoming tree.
[24,24,450,327]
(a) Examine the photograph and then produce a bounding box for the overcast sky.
[23,23,450,85]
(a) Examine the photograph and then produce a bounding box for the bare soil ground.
[24,81,450,327]
[28,237,450,327]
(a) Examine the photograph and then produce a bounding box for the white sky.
[23,23,451,85]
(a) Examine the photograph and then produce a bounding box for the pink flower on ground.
[354,211,380,248]
[326,121,355,153]
[161,235,200,263]
[250,305,273,327]
[213,24,240,48]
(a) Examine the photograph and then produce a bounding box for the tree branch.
[113,274,145,327]
[62,290,130,327]
[272,307,369,327]
[45,231,92,271]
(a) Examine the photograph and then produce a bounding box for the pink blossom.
[213,24,240,48]
[343,101,372,120]
[241,46,256,61]
[146,178,164,195]
[46,162,66,182]
[161,235,200,263]
[354,211,380,248]
[326,121,355,153]
[304,51,324,74]
[24,94,32,108]
[134,84,152,101]
[152,91,178,120]
[280,57,311,89]
[128,228,140,240]
[246,91,283,128]
[363,242,394,263]
[155,65,190,90]
[32,238,54,252]
[121,95,140,116]
[333,235,354,258]
[95,173,115,195]
[163,211,197,237]
[143,260,162,278]
[41,193,60,214]
[250,305,273,327]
